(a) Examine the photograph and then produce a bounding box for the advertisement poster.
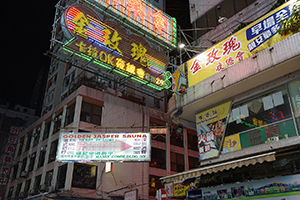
[196,174,300,200]
[196,101,232,160]
[173,181,190,197]
[221,134,241,154]
[56,132,151,162]
[187,1,296,87]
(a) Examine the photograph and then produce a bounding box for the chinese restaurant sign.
[56,132,151,162]
[61,4,171,91]
[187,1,295,87]
[196,101,231,161]
[85,0,177,49]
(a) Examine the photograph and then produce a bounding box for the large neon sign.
[61,4,171,90]
[84,0,177,49]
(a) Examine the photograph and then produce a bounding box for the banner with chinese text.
[196,101,232,161]
[57,132,151,162]
[193,174,300,200]
[187,1,295,87]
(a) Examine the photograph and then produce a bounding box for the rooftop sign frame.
[84,0,177,49]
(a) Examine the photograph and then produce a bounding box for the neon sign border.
[62,38,165,91]
[84,0,177,50]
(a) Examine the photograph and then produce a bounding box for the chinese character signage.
[196,101,231,161]
[85,0,177,49]
[187,1,295,87]
[56,132,151,162]
[61,4,171,91]
[124,189,138,200]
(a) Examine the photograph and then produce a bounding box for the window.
[80,102,102,125]
[15,183,22,198]
[43,121,51,141]
[28,153,36,172]
[189,156,199,170]
[45,170,53,188]
[12,164,18,179]
[72,163,97,189]
[150,147,166,169]
[187,132,198,151]
[21,157,27,172]
[226,86,293,136]
[38,150,46,168]
[53,113,62,134]
[25,133,32,152]
[24,179,31,197]
[8,187,14,198]
[57,164,67,189]
[34,175,42,192]
[65,103,75,126]
[48,140,58,163]
[33,130,41,147]
[170,125,183,147]
[171,152,184,172]
[18,137,24,156]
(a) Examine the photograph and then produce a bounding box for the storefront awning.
[160,152,276,183]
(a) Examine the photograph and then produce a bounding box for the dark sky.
[0,1,56,107]
[0,0,190,108]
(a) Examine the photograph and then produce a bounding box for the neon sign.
[84,0,177,49]
[61,4,171,90]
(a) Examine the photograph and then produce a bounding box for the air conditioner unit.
[41,146,47,151]
[20,171,28,177]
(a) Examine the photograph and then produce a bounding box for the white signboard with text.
[56,132,151,162]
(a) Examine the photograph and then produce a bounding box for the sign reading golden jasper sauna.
[187,1,296,87]
[61,4,171,90]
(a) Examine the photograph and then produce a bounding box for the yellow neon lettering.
[103,29,123,55]
[115,58,126,70]
[107,54,115,66]
[76,41,87,53]
[99,51,107,62]
[126,63,136,74]
[136,68,145,79]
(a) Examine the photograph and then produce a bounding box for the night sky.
[0,0,190,108]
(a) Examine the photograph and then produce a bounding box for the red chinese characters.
[222,36,241,56]
[189,59,203,75]
[8,136,17,144]
[151,11,168,35]
[198,131,215,154]
[1,167,10,175]
[206,47,221,67]
[126,0,145,22]
[5,146,15,154]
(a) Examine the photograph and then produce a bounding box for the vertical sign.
[196,101,232,160]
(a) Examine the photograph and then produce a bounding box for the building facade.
[162,0,300,199]
[4,0,200,199]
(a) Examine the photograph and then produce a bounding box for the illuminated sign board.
[61,4,171,91]
[187,1,295,87]
[56,132,151,162]
[84,0,177,49]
